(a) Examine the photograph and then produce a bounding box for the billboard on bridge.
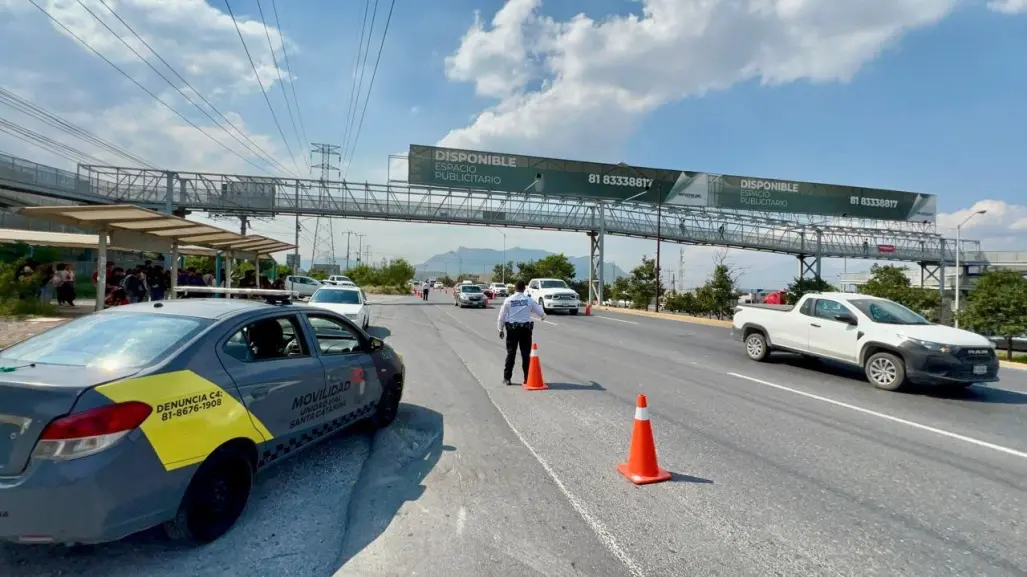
[406,145,937,223]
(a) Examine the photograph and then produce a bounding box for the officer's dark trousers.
[422,289,429,301]
[503,322,533,382]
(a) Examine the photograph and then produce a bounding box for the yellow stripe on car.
[97,370,273,471]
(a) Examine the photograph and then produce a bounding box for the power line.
[270,0,309,150]
[28,0,276,175]
[91,0,297,177]
[342,0,397,179]
[224,0,304,176]
[0,86,158,168]
[0,116,107,166]
[339,0,374,170]
[255,0,304,158]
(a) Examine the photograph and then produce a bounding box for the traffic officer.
[497,280,547,385]
[421,280,430,301]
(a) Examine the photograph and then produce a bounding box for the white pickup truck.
[732,292,1000,391]
[526,278,580,315]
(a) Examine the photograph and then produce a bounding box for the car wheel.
[538,298,549,314]
[164,448,253,545]
[569,309,579,316]
[744,332,770,362]
[865,351,906,391]
[370,377,404,429]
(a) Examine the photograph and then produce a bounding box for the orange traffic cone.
[585,303,592,315]
[617,394,671,485]
[522,343,548,391]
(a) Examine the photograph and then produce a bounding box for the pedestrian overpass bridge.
[0,151,1000,302]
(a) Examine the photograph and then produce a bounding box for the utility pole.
[293,182,301,273]
[678,246,685,292]
[355,233,365,264]
[310,143,341,270]
[654,181,663,312]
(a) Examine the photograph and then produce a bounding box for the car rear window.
[461,286,482,293]
[0,312,210,370]
[310,289,361,304]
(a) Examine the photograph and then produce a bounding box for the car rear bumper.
[0,432,191,545]
[900,345,1001,385]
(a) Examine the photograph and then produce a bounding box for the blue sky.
[0,0,1025,288]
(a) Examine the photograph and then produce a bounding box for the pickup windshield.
[849,299,930,325]
[539,280,568,289]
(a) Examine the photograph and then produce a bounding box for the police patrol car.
[0,289,404,545]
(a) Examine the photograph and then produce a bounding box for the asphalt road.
[4,291,1027,576]
[355,290,1027,576]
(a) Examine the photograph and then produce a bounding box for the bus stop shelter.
[0,227,220,256]
[19,204,295,311]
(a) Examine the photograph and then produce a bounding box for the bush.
[345,259,416,289]
[0,299,58,318]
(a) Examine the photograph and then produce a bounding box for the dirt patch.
[0,318,68,349]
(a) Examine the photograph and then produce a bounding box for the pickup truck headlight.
[902,336,952,354]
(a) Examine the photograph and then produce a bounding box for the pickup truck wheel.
[538,298,549,314]
[865,352,906,391]
[744,332,770,362]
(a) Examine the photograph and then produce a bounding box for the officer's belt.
[505,321,533,328]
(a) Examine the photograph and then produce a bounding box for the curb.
[1000,360,1027,371]
[596,306,733,328]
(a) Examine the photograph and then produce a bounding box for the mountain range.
[413,247,627,281]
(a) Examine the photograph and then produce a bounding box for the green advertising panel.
[407,145,937,222]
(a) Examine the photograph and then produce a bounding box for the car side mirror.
[368,336,385,352]
[835,313,858,326]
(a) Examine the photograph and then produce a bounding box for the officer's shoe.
[502,378,513,386]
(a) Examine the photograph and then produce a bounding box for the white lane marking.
[429,306,646,577]
[542,319,559,326]
[594,315,638,325]
[456,506,467,535]
[728,372,1027,460]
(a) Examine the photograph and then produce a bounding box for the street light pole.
[492,227,507,284]
[954,209,986,328]
[654,181,663,313]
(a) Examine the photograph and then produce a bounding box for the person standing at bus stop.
[497,280,547,386]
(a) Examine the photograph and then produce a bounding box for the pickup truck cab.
[732,292,1000,391]
[526,278,580,315]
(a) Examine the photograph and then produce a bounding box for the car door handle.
[251,387,269,399]
[810,323,821,328]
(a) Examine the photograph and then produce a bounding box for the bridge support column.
[797,255,821,281]
[588,231,601,306]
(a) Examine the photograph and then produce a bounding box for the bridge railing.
[0,160,986,266]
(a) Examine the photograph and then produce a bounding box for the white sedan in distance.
[307,286,371,330]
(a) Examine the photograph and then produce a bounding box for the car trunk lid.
[0,365,139,476]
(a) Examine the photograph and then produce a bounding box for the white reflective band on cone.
[530,349,539,358]
[635,407,650,421]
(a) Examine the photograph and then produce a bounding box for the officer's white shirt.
[497,291,546,331]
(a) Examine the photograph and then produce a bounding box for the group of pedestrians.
[26,262,78,306]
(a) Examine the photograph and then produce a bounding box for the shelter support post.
[169,242,179,300]
[255,255,261,286]
[95,229,107,312]
[215,251,222,289]
[225,253,233,289]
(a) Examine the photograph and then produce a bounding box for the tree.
[607,276,631,305]
[437,274,454,287]
[344,258,414,288]
[859,264,940,319]
[958,270,1027,360]
[492,261,515,284]
[786,276,836,305]
[515,254,575,284]
[703,262,738,319]
[183,255,214,271]
[626,256,660,310]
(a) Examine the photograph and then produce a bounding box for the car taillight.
[33,402,152,461]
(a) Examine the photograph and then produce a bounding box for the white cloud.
[440,0,960,157]
[21,0,291,94]
[987,0,1027,14]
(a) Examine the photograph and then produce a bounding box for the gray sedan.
[454,284,487,308]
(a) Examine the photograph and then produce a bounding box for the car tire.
[538,298,549,314]
[865,351,906,391]
[744,332,770,362]
[163,448,253,545]
[570,309,579,316]
[370,377,404,429]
